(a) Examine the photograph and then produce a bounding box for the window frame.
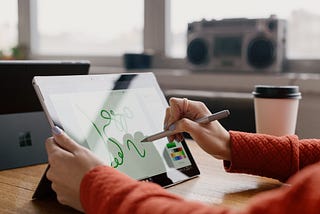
[17,0,320,73]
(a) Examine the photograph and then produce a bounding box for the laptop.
[32,72,200,199]
[0,60,90,170]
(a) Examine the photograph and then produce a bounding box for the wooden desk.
[0,140,282,213]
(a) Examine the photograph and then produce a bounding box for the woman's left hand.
[45,126,104,211]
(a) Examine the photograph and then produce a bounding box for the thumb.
[52,126,80,153]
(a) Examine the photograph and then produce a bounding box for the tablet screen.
[33,72,199,188]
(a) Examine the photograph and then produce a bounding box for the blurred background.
[1,0,320,138]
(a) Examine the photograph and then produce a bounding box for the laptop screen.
[0,60,90,114]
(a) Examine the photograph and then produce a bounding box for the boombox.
[187,17,287,72]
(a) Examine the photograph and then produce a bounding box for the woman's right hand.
[164,97,231,160]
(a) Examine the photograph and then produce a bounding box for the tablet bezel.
[32,72,200,199]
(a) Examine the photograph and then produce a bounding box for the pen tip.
[140,138,148,142]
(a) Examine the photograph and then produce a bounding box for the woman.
[45,97,320,213]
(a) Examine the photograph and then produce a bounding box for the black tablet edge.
[32,165,56,200]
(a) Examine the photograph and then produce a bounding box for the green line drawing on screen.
[108,137,124,168]
[76,105,146,168]
[100,107,133,133]
[127,139,146,157]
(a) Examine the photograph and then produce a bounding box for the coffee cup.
[252,85,301,136]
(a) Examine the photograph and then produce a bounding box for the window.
[33,0,144,56]
[0,0,18,59]
[168,0,320,59]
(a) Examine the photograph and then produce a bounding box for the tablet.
[32,72,200,199]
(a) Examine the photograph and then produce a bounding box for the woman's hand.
[164,97,231,160]
[45,126,104,211]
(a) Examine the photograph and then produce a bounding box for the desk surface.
[0,140,282,213]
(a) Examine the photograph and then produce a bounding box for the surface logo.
[19,131,32,147]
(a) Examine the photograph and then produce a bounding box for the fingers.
[164,98,185,141]
[168,132,184,143]
[164,97,183,130]
[51,126,80,153]
[174,118,198,134]
[167,97,185,128]
[45,137,74,170]
[165,97,212,142]
[182,97,189,114]
[163,107,171,130]
[45,136,73,156]
[168,97,184,114]
[167,118,199,142]
[45,137,60,155]
[166,97,192,142]
[167,97,210,124]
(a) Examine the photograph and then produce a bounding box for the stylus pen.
[141,109,230,142]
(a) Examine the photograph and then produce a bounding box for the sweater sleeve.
[299,138,320,169]
[80,165,236,214]
[223,131,300,182]
[80,163,320,214]
[224,131,320,182]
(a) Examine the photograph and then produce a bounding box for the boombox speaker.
[187,16,287,72]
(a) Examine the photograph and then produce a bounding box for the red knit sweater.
[80,131,320,214]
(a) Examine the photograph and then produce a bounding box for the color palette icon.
[170,147,186,161]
